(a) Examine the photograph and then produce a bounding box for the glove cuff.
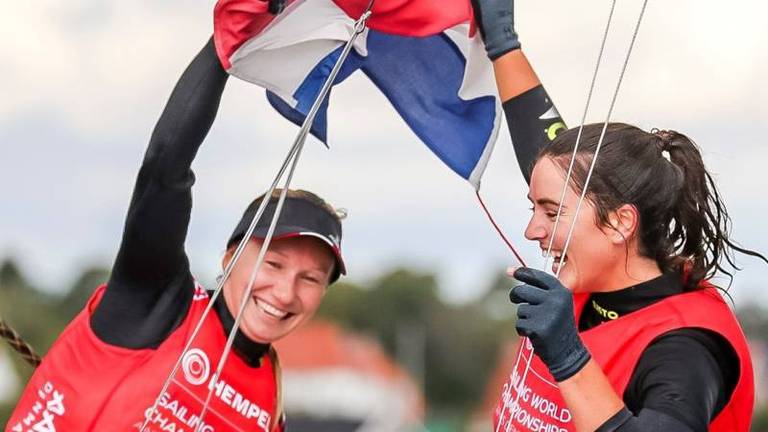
[487,37,521,61]
[550,344,591,382]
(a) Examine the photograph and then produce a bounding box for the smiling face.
[525,157,632,293]
[221,236,335,344]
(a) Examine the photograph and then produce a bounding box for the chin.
[244,319,299,344]
[557,271,579,293]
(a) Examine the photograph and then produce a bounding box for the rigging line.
[476,190,527,267]
[555,0,648,280]
[497,4,619,429]
[140,5,376,427]
[195,7,374,430]
[543,0,617,273]
[139,130,303,432]
[499,1,649,429]
[0,318,41,368]
[197,141,305,430]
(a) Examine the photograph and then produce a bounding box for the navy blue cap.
[227,195,345,282]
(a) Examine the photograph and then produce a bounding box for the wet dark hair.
[539,122,767,291]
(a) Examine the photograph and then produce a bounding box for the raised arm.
[91,38,229,348]
[471,0,566,182]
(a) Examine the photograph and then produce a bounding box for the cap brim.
[249,226,346,280]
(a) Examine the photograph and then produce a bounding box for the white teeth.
[255,298,288,319]
[552,260,567,274]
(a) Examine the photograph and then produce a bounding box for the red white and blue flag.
[214,0,501,188]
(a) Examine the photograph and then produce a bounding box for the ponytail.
[654,130,766,289]
[542,123,767,291]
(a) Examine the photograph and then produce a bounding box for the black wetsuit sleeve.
[90,37,229,349]
[501,85,566,183]
[595,329,737,432]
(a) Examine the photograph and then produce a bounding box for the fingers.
[516,320,532,338]
[516,303,532,319]
[513,267,562,291]
[509,284,547,305]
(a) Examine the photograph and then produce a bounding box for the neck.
[596,254,662,293]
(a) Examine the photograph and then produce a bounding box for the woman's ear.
[608,204,639,244]
[221,246,235,270]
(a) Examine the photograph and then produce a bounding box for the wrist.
[487,39,521,61]
[550,342,591,382]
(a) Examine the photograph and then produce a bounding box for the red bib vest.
[7,284,284,432]
[493,284,754,432]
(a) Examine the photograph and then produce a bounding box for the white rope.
[195,8,374,430]
[495,3,618,430]
[543,0,617,273]
[140,6,373,431]
[196,135,306,430]
[498,1,649,429]
[139,118,304,432]
[555,0,649,279]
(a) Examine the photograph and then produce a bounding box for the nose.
[524,214,548,242]
[270,274,297,306]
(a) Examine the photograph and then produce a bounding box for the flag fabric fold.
[214,0,501,188]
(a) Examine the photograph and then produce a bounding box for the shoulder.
[634,328,737,383]
[624,328,737,429]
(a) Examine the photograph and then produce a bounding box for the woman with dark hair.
[502,124,763,432]
[470,1,765,431]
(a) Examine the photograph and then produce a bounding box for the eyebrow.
[269,250,333,274]
[526,194,566,208]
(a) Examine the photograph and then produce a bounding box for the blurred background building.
[275,320,425,431]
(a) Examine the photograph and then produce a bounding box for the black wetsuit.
[90,38,268,365]
[503,93,738,432]
[583,273,738,432]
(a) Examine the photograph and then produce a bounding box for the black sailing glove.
[510,267,591,382]
[470,0,521,60]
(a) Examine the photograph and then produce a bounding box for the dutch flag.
[214,0,501,188]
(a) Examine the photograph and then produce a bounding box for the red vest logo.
[182,348,211,386]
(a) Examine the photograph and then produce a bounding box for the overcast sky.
[2,0,767,306]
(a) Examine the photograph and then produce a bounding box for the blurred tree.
[738,304,768,431]
[754,406,768,432]
[0,258,57,425]
[739,304,768,340]
[317,268,517,427]
[0,260,28,289]
[478,271,520,321]
[0,258,62,356]
[0,258,111,426]
[57,266,110,322]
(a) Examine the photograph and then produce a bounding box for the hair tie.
[651,128,674,161]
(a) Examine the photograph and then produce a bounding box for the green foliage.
[738,304,768,340]
[317,268,517,424]
[2,256,768,430]
[0,256,111,426]
[754,406,768,432]
[57,266,110,323]
[737,305,768,432]
[0,259,64,356]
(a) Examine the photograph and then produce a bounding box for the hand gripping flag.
[214,0,501,188]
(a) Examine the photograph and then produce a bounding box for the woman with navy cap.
[7,27,343,432]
